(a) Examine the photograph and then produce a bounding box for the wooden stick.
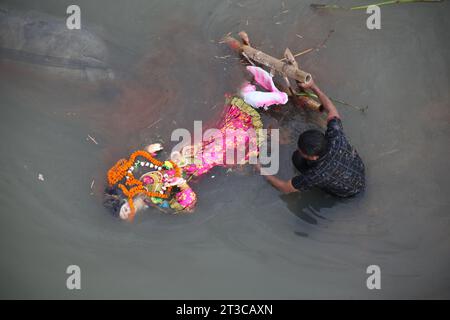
[281,48,315,64]
[282,29,334,62]
[225,33,320,110]
[282,74,296,95]
[284,48,297,66]
[224,33,312,84]
[275,78,322,111]
[293,87,322,111]
[281,48,299,96]
[238,31,250,46]
[87,134,99,145]
[285,48,322,111]
[241,52,255,66]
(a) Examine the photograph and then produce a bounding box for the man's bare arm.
[255,163,298,194]
[264,175,298,194]
[301,80,340,121]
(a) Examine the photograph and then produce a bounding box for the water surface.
[0,0,449,299]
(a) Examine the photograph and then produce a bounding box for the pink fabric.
[240,82,256,94]
[183,103,259,177]
[142,176,154,185]
[175,187,196,209]
[246,66,279,92]
[241,66,288,109]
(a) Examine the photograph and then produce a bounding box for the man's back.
[292,118,365,197]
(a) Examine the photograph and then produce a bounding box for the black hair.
[103,186,126,217]
[297,129,328,157]
[292,150,307,173]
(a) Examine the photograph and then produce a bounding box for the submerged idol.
[103,67,286,220]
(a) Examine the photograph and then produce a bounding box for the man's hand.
[299,79,316,91]
[145,143,163,154]
[264,175,298,194]
[299,79,340,121]
[255,160,298,194]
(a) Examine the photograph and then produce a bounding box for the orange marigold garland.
[107,150,181,221]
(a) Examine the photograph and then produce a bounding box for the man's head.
[297,129,328,161]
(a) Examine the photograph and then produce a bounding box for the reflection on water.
[0,0,449,299]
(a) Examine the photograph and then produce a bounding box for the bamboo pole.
[226,32,367,113]
[284,48,322,111]
[224,33,312,84]
[225,32,323,111]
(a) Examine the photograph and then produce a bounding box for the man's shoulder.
[325,117,353,153]
[326,117,344,138]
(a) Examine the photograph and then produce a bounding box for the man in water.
[257,79,365,197]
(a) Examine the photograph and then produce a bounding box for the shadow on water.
[281,191,339,227]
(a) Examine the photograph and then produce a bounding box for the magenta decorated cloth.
[175,187,197,209]
[183,97,262,177]
[142,176,154,185]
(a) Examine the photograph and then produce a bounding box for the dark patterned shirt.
[291,118,365,197]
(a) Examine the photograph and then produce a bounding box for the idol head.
[103,186,130,220]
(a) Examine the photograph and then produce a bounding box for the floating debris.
[330,97,368,113]
[218,32,232,44]
[214,55,231,60]
[311,0,442,10]
[280,48,314,62]
[295,92,368,112]
[147,118,162,129]
[379,149,399,157]
[87,134,98,145]
[38,173,45,181]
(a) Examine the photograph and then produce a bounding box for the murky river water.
[0,0,449,299]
